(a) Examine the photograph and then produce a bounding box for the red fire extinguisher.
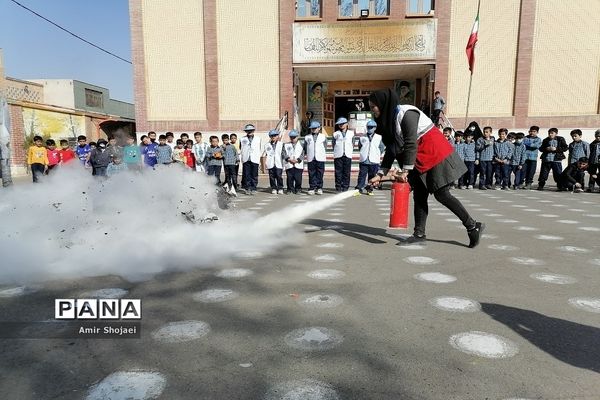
[389,182,410,229]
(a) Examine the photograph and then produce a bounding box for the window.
[296,0,321,19]
[85,89,103,108]
[339,0,389,18]
[407,0,433,15]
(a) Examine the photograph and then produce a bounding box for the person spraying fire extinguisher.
[368,88,485,248]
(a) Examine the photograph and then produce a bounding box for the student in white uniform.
[356,120,385,195]
[283,130,304,194]
[192,131,209,172]
[240,124,262,195]
[332,117,355,192]
[263,129,284,194]
[304,120,327,195]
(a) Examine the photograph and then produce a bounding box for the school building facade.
[130,0,600,137]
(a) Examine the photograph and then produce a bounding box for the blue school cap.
[288,130,299,138]
[268,129,279,137]
[243,124,256,132]
[309,121,321,129]
[335,117,348,125]
[366,120,377,128]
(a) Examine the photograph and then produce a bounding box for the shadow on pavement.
[481,303,600,374]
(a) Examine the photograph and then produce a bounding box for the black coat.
[540,136,568,161]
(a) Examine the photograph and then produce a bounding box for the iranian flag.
[465,6,480,74]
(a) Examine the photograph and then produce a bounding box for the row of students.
[448,126,600,192]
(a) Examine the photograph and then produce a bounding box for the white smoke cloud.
[0,164,355,284]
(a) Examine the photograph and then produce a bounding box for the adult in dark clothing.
[367,88,484,248]
[538,128,568,190]
[89,139,112,177]
[558,157,588,192]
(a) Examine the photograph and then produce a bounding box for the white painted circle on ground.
[551,204,566,207]
[380,212,388,216]
[497,200,511,203]
[316,242,344,249]
[299,294,343,309]
[80,288,128,299]
[308,269,346,280]
[556,220,579,224]
[588,259,600,266]
[0,286,38,298]
[511,205,527,208]
[496,219,519,223]
[318,232,339,238]
[414,272,457,283]
[487,213,503,217]
[430,296,481,312]
[397,244,426,250]
[488,244,519,251]
[579,226,600,232]
[248,207,263,210]
[581,201,594,204]
[255,202,269,206]
[481,234,498,239]
[193,289,239,303]
[469,204,481,207]
[584,214,600,218]
[558,245,590,253]
[539,214,559,218]
[514,226,539,231]
[404,256,439,265]
[568,298,600,313]
[264,379,340,400]
[314,254,343,263]
[216,268,253,278]
[509,257,545,266]
[329,212,343,216]
[474,208,491,212]
[436,212,453,216]
[523,208,541,212]
[538,200,552,203]
[449,331,519,359]
[284,327,343,351]
[151,320,210,343]
[534,234,563,241]
[569,208,584,212]
[530,273,577,285]
[237,251,264,259]
[86,371,166,400]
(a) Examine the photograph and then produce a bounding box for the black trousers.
[307,160,325,190]
[224,165,237,189]
[286,168,302,192]
[334,156,352,191]
[409,170,476,237]
[523,159,537,185]
[460,161,475,186]
[268,167,283,190]
[538,161,563,188]
[478,160,493,187]
[588,164,598,188]
[30,163,45,183]
[243,161,259,190]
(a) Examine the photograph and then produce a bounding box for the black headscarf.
[465,121,483,141]
[369,89,400,146]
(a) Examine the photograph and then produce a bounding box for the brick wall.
[8,104,26,170]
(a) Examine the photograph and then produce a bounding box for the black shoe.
[396,234,427,246]
[467,222,485,248]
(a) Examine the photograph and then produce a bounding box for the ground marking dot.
[193,289,239,303]
[404,256,439,265]
[539,214,559,218]
[430,296,481,312]
[216,268,253,278]
[556,220,579,224]
[414,272,456,283]
[568,298,600,313]
[530,273,577,285]
[558,245,590,253]
[588,259,600,266]
[299,294,343,309]
[488,244,519,251]
[509,257,545,266]
[534,234,563,241]
[284,327,343,351]
[308,269,346,280]
[86,371,166,400]
[514,226,539,231]
[449,331,519,359]
[481,234,498,239]
[523,208,541,212]
[237,251,264,259]
[316,242,344,249]
[314,254,343,262]
[151,320,210,343]
[264,379,340,400]
[579,226,600,232]
[496,219,519,223]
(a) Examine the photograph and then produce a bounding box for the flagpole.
[464,0,481,128]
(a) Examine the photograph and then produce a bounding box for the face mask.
[516,139,522,144]
[469,126,475,132]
